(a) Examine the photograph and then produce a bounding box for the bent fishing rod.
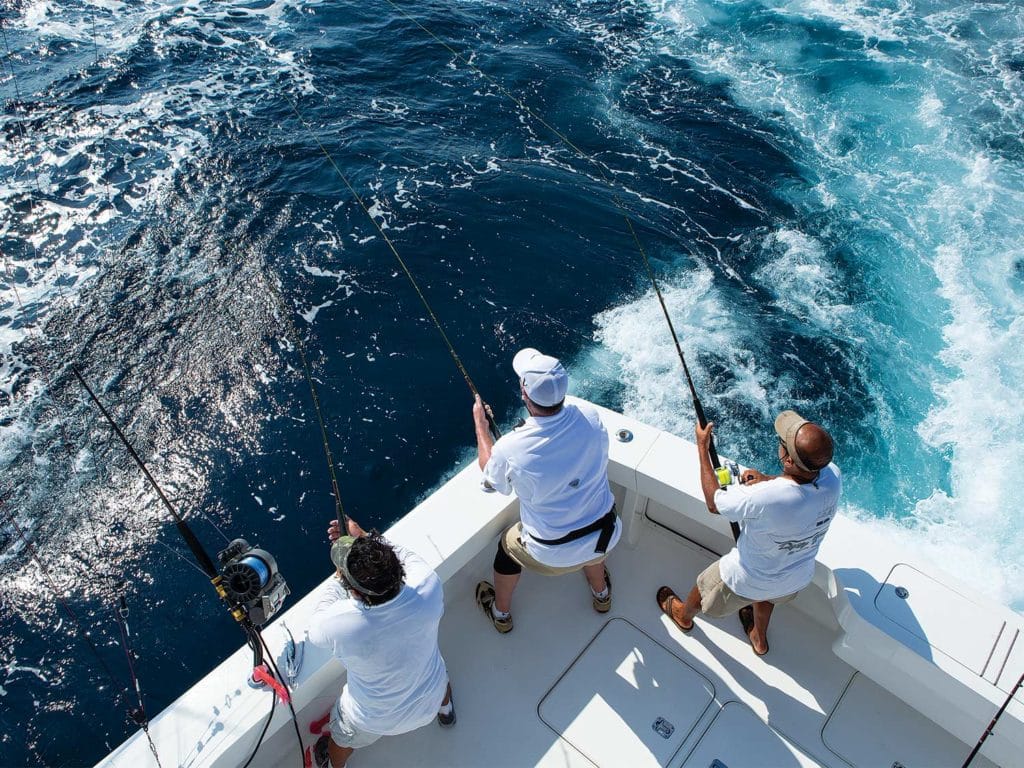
[633,236,740,542]
[375,0,737,539]
[72,366,305,765]
[283,96,502,442]
[70,367,290,652]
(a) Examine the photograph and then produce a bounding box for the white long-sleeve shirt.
[307,550,448,735]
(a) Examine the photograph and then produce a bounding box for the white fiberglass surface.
[338,520,856,768]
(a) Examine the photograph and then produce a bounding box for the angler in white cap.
[471,348,620,633]
[307,518,455,767]
[656,411,841,656]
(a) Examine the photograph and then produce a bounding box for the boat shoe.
[437,685,456,728]
[313,733,330,768]
[592,567,612,613]
[475,581,513,633]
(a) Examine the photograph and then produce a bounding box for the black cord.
[257,628,306,768]
[239,684,277,768]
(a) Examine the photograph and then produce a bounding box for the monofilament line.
[282,94,501,439]
[372,1,736,536]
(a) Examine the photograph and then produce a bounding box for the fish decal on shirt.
[773,530,828,554]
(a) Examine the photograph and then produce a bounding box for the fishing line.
[282,94,502,441]
[258,270,350,530]
[0,498,131,708]
[111,594,164,768]
[372,1,738,537]
[151,534,218,579]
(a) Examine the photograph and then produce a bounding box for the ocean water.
[1,0,1022,764]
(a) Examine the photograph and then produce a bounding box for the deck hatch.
[822,673,997,768]
[679,701,821,767]
[877,564,1004,674]
[539,618,715,768]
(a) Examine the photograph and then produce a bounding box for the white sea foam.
[300,299,334,324]
[2,0,319,415]
[592,266,775,437]
[776,0,912,44]
[601,0,1024,611]
[753,229,856,336]
[913,238,1024,608]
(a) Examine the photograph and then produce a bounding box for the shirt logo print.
[774,531,827,553]
[568,478,581,488]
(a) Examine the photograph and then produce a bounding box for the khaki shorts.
[329,694,383,749]
[502,523,607,577]
[696,560,798,619]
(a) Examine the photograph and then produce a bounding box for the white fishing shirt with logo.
[483,400,619,568]
[715,463,842,601]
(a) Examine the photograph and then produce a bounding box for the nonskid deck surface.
[299,519,988,768]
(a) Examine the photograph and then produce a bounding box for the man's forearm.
[697,446,719,514]
[475,423,493,470]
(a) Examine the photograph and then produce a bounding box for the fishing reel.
[217,538,290,627]
[714,459,742,489]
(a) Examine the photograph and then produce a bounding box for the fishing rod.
[283,96,502,442]
[72,366,304,765]
[634,237,741,542]
[962,671,1024,767]
[70,367,290,646]
[376,0,739,538]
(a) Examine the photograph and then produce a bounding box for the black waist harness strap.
[530,506,618,554]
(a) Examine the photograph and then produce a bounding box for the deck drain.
[652,717,674,739]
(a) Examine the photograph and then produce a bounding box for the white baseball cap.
[512,348,568,407]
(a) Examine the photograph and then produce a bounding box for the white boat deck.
[98,399,1021,768]
[253,516,992,768]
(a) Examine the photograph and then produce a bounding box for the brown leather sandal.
[656,586,694,633]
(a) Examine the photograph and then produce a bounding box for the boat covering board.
[678,701,821,768]
[539,618,715,768]
[821,672,997,768]
[994,628,1023,695]
[877,564,1004,674]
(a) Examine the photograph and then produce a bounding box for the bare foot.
[746,626,769,656]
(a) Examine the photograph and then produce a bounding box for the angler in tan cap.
[656,410,840,656]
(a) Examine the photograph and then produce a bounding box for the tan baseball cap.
[774,410,814,473]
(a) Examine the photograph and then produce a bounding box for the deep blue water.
[2,1,1022,765]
